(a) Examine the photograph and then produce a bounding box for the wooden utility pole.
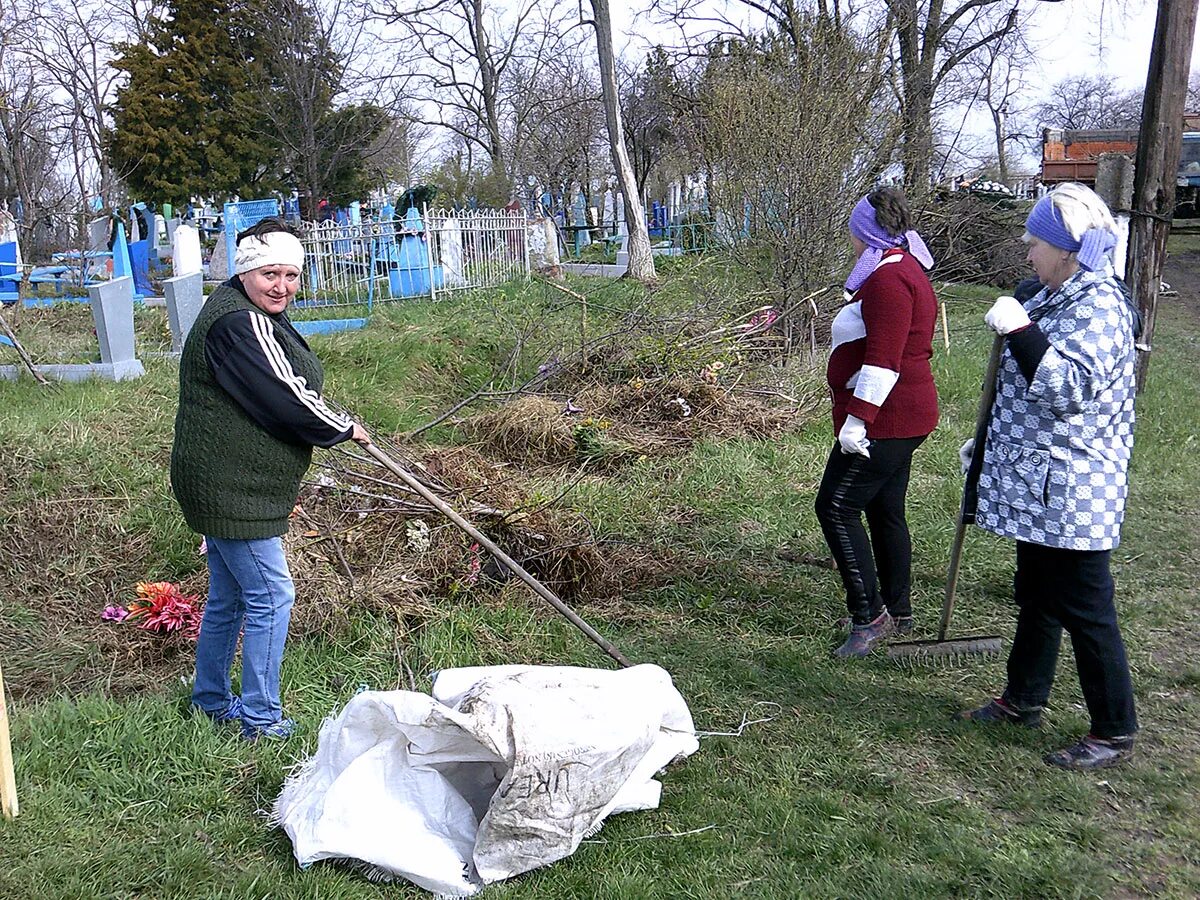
[588,0,657,285]
[1128,0,1200,391]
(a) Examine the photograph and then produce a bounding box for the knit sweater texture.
[826,250,939,438]
[171,283,328,539]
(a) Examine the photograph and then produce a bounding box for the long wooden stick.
[362,442,633,668]
[938,334,1004,642]
[0,660,18,819]
[0,309,51,386]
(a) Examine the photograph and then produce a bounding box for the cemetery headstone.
[440,216,465,287]
[84,276,144,379]
[164,272,205,352]
[209,234,229,281]
[172,224,202,277]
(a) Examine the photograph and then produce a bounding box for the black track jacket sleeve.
[205,309,354,447]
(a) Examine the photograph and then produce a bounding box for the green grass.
[1,268,1198,898]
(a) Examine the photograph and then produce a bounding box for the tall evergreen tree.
[107,0,281,205]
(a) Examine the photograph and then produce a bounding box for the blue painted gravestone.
[223,199,282,276]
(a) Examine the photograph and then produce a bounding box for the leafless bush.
[689,22,897,353]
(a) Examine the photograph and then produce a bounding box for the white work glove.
[958,438,975,475]
[984,295,1031,335]
[838,414,870,458]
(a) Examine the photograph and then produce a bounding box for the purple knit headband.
[1025,194,1116,272]
[845,195,935,293]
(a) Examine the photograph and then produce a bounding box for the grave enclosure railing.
[293,209,529,311]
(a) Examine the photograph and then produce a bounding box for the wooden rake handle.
[361,442,634,668]
[939,334,1005,643]
[0,660,17,819]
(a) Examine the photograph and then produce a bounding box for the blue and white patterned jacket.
[975,264,1137,550]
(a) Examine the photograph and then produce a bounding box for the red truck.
[1042,120,1200,216]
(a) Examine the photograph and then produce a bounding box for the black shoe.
[1044,734,1134,770]
[956,697,1043,728]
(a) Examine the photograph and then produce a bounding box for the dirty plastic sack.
[273,664,699,896]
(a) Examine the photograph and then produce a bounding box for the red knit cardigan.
[826,249,939,439]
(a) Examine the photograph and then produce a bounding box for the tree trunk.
[1128,0,1200,391]
[993,107,1008,184]
[590,0,656,284]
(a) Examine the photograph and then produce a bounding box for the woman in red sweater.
[816,187,939,658]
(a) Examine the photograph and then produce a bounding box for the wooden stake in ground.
[0,660,18,819]
[1127,0,1200,391]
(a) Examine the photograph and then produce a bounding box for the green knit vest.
[170,284,325,540]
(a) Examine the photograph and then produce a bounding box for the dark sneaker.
[833,611,893,658]
[956,697,1043,728]
[197,696,244,725]
[1044,734,1134,770]
[241,717,296,742]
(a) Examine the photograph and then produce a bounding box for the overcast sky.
[607,0,1198,174]
[612,0,1195,93]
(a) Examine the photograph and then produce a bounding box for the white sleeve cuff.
[852,364,900,407]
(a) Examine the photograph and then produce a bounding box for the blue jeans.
[192,536,295,728]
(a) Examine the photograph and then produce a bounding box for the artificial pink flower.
[102,605,129,622]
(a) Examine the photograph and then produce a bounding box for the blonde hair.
[1049,182,1117,241]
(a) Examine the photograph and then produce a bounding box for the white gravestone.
[173,224,203,277]
[440,217,465,287]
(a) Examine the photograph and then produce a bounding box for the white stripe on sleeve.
[248,312,352,433]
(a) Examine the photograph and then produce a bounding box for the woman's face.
[1025,235,1077,291]
[242,264,301,315]
[850,234,868,259]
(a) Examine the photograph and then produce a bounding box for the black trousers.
[1004,541,1138,738]
[814,436,925,625]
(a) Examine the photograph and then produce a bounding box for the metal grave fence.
[293,208,529,315]
[423,207,529,299]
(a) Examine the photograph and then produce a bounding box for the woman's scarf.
[845,195,935,293]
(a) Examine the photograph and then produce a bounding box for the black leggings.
[814,436,925,625]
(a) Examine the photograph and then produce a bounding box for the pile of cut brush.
[456,300,827,468]
[285,434,661,640]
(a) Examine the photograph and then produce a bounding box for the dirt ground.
[1162,246,1200,322]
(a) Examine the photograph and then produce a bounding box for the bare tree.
[242,0,410,215]
[19,0,129,205]
[653,0,1022,189]
[1033,74,1143,131]
[620,47,685,205]
[507,48,606,211]
[589,0,656,284]
[378,0,579,189]
[0,51,75,259]
[947,12,1035,183]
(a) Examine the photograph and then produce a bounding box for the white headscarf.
[234,231,305,275]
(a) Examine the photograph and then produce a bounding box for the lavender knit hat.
[845,195,935,293]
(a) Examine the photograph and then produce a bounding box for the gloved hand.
[838,414,870,458]
[958,438,975,475]
[984,295,1031,335]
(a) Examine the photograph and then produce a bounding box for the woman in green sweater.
[172,218,368,740]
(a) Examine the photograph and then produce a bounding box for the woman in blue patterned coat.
[957,183,1139,770]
